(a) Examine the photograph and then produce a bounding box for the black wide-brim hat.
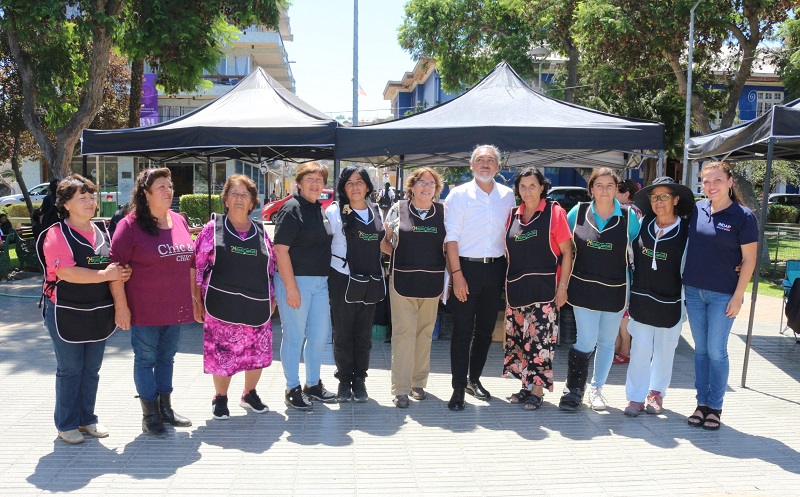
[633,176,695,218]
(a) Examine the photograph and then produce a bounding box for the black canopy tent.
[688,98,800,387]
[81,67,338,216]
[335,62,665,175]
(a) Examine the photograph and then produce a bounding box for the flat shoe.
[612,354,630,364]
[522,394,543,411]
[58,429,85,444]
[410,388,426,401]
[393,395,410,408]
[79,423,109,438]
[509,388,532,404]
[687,405,707,427]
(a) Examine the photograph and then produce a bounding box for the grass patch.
[746,278,784,299]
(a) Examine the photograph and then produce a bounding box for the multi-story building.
[18,11,294,210]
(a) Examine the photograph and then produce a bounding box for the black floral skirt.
[502,300,558,391]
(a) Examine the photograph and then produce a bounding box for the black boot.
[140,397,167,437]
[559,348,592,412]
[352,377,369,403]
[158,393,192,427]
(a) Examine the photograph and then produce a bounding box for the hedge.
[767,204,799,223]
[179,194,223,223]
[0,203,41,218]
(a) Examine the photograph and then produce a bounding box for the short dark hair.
[587,167,620,191]
[221,174,259,215]
[513,167,551,198]
[55,174,97,220]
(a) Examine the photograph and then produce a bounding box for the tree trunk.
[663,49,712,135]
[10,135,33,217]
[128,58,144,128]
[563,40,579,104]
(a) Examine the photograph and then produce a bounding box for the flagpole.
[352,0,359,126]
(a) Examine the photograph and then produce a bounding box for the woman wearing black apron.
[503,168,573,410]
[38,175,131,444]
[381,167,446,408]
[623,177,693,417]
[325,166,385,403]
[560,168,641,412]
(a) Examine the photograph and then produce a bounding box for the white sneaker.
[79,423,109,438]
[588,386,607,411]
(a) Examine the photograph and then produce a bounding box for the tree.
[0,1,287,181]
[775,16,800,101]
[120,0,286,126]
[398,0,541,93]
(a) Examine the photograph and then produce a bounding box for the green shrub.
[767,204,799,223]
[4,203,41,218]
[179,194,223,223]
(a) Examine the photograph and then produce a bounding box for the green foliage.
[179,194,223,223]
[734,160,800,197]
[119,0,286,95]
[0,203,41,218]
[767,204,799,224]
[776,17,800,101]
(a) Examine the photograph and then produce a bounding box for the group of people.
[39,144,757,445]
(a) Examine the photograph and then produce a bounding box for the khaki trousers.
[389,276,438,396]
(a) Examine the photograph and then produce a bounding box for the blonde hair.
[405,167,443,197]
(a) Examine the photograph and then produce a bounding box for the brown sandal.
[687,405,707,427]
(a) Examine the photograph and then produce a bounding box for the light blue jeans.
[685,285,736,410]
[274,273,332,391]
[573,306,625,389]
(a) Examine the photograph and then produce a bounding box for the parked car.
[0,182,51,206]
[261,189,335,223]
[768,193,800,222]
[547,186,591,213]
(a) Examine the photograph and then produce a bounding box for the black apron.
[391,200,446,299]
[204,214,271,327]
[340,203,385,304]
[629,216,688,328]
[38,222,116,343]
[568,202,630,313]
[505,201,559,308]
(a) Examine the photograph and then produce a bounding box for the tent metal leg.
[741,138,774,388]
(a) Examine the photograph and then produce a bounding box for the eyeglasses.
[415,180,436,188]
[649,193,673,202]
[228,192,251,200]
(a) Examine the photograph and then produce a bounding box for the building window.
[757,91,783,117]
[71,156,118,191]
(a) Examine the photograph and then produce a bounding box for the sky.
[284,0,417,122]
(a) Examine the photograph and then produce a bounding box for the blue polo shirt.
[682,199,758,295]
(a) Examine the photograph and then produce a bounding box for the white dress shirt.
[444,179,515,258]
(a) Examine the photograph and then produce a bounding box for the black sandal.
[702,408,722,431]
[523,394,543,411]
[687,405,707,427]
[509,389,532,404]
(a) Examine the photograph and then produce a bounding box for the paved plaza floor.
[1,274,799,496]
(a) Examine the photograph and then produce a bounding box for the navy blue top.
[682,199,758,295]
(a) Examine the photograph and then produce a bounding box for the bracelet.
[558,282,568,288]
[452,269,462,275]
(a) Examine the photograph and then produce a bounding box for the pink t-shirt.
[42,223,99,303]
[110,211,195,326]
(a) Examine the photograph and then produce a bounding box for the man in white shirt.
[444,145,516,411]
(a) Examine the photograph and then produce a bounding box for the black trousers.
[447,257,505,390]
[329,268,376,381]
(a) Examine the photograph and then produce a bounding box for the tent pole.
[397,156,404,197]
[333,159,341,200]
[741,137,774,388]
[657,150,664,177]
[207,157,212,219]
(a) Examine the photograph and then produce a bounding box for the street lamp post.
[527,46,550,93]
[682,0,702,188]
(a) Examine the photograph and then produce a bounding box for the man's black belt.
[460,256,505,263]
